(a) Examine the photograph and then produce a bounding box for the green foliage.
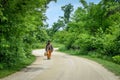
[51,42,62,48]
[0,0,51,68]
[61,4,74,23]
[54,0,120,64]
[0,63,3,69]
[113,55,120,64]
[59,49,120,75]
[47,19,65,37]
[47,3,74,37]
[83,55,120,76]
[0,55,35,78]
[79,0,88,8]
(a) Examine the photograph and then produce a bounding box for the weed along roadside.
[0,55,36,78]
[0,0,120,79]
[0,49,119,80]
[58,48,120,77]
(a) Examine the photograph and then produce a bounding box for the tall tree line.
[47,3,74,37]
[0,0,56,68]
[53,0,120,64]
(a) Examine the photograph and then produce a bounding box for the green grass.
[59,49,120,76]
[32,42,46,49]
[0,55,36,78]
[0,42,62,78]
[81,56,120,76]
[52,42,64,48]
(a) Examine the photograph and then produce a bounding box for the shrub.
[0,64,3,70]
[112,55,120,64]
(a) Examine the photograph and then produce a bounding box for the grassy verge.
[32,42,46,49]
[0,55,36,78]
[52,42,64,48]
[59,49,120,76]
[0,42,62,78]
[81,56,120,76]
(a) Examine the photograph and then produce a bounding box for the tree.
[55,0,120,62]
[0,0,56,68]
[47,19,64,37]
[61,4,74,23]
[79,0,88,8]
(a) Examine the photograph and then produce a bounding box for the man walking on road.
[45,40,53,59]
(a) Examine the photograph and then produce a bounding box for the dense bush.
[53,0,120,64]
[0,0,53,68]
[112,55,120,64]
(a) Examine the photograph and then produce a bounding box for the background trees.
[0,0,120,69]
[47,4,74,40]
[54,0,120,64]
[0,0,56,68]
[61,3,74,24]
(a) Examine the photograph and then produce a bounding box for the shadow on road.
[22,67,44,72]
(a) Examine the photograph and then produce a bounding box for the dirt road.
[0,49,119,80]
